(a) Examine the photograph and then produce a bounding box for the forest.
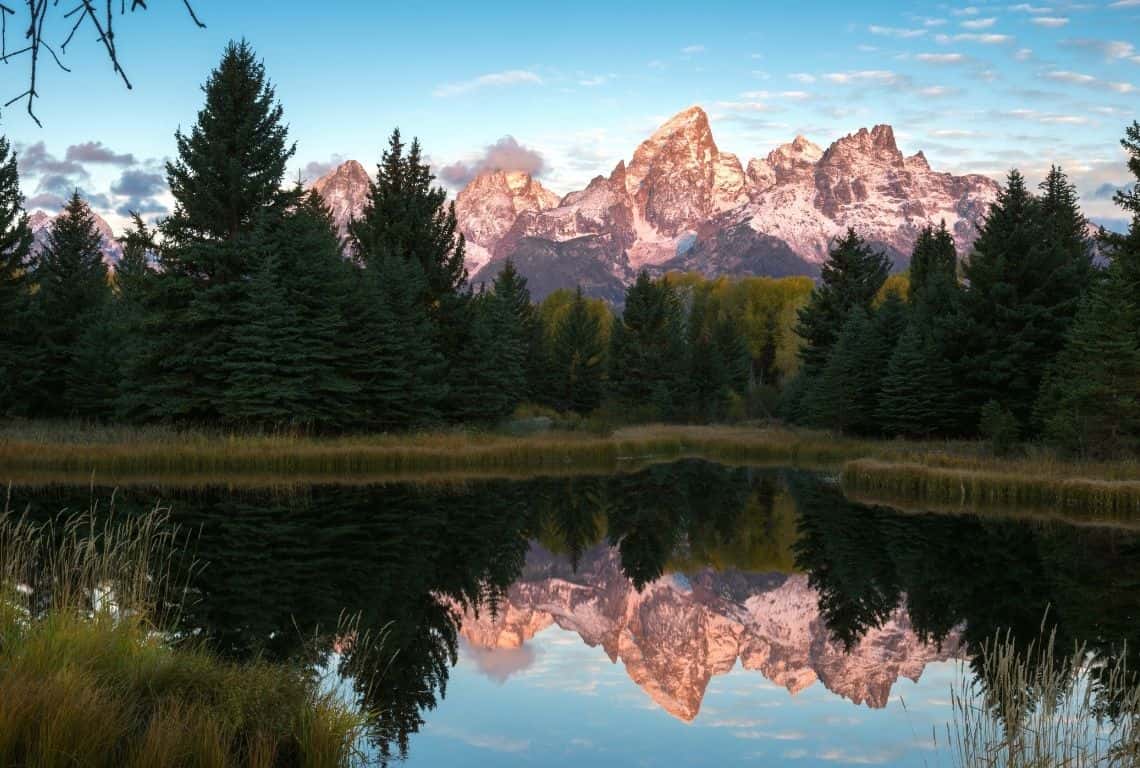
[1,40,1138,459]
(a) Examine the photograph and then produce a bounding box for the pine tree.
[806,308,879,434]
[550,287,605,414]
[0,135,34,415]
[1037,265,1140,457]
[877,321,956,437]
[346,256,448,431]
[795,228,891,382]
[349,128,467,308]
[610,272,689,420]
[486,261,531,409]
[909,222,956,302]
[958,168,1092,432]
[30,191,112,416]
[131,41,296,423]
[165,39,295,249]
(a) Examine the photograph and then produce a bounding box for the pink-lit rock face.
[451,544,961,722]
[311,106,999,298]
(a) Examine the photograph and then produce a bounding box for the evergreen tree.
[346,256,448,431]
[549,287,605,414]
[610,272,689,420]
[806,308,879,434]
[349,128,467,308]
[30,191,112,416]
[1036,267,1140,457]
[877,322,956,437]
[0,135,34,414]
[1106,122,1140,287]
[794,228,890,385]
[131,41,295,422]
[908,222,956,302]
[486,261,531,409]
[165,39,295,249]
[958,168,1092,432]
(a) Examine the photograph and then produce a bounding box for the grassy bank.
[0,421,875,482]
[842,455,1140,522]
[0,507,367,767]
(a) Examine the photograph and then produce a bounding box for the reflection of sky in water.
[399,627,958,767]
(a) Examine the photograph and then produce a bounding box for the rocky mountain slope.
[455,543,960,721]
[313,106,1000,301]
[28,209,123,266]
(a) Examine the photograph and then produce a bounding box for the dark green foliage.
[908,221,956,302]
[795,228,891,379]
[486,261,531,408]
[130,41,296,423]
[349,129,467,308]
[610,272,689,420]
[29,192,112,417]
[1038,264,1140,457]
[0,135,33,414]
[346,256,448,431]
[980,400,1020,457]
[877,322,956,437]
[958,168,1093,432]
[549,287,605,414]
[165,40,295,249]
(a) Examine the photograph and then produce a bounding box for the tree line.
[0,41,788,433]
[785,125,1140,458]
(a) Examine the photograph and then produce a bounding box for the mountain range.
[28,209,123,266]
[454,542,960,721]
[314,105,1000,302]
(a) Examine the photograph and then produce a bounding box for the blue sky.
[3,0,1138,230]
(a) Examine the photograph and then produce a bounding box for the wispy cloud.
[961,17,997,29]
[434,69,542,97]
[1044,69,1135,92]
[1002,108,1092,124]
[789,73,817,83]
[937,32,1014,44]
[681,44,706,54]
[916,52,968,63]
[869,25,927,38]
[1031,16,1070,27]
[1062,38,1140,63]
[823,69,904,85]
[1008,3,1052,12]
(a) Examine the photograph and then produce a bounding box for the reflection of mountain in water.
[458,543,959,720]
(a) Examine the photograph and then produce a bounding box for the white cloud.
[916,52,967,63]
[869,25,927,38]
[1031,16,1069,27]
[961,17,998,29]
[434,69,542,97]
[953,6,981,15]
[1108,0,1140,7]
[681,44,706,54]
[1015,47,1034,60]
[1062,38,1140,64]
[789,72,817,83]
[1045,69,1135,93]
[577,74,614,87]
[918,85,957,96]
[939,32,1014,44]
[931,128,982,137]
[1008,3,1052,12]
[823,69,903,84]
[1003,108,1091,124]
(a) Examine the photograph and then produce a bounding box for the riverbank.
[3,420,1140,518]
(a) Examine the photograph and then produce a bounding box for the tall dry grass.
[949,626,1140,767]
[0,499,370,767]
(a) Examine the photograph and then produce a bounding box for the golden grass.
[949,625,1140,767]
[842,456,1140,523]
[0,505,369,767]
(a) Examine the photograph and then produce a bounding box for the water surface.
[8,461,1139,766]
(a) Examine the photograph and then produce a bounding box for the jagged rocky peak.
[311,159,371,239]
[821,123,905,167]
[454,169,563,274]
[28,207,123,266]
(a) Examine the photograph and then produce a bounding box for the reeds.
[0,501,369,767]
[842,458,1140,523]
[949,627,1140,767]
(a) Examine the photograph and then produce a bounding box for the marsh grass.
[0,500,370,767]
[842,457,1140,522]
[949,627,1140,767]
[0,420,878,482]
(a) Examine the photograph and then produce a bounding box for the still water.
[8,461,1139,766]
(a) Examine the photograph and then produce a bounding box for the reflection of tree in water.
[786,471,1140,714]
[15,464,1138,760]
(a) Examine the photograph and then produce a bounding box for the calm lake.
[7,460,1139,766]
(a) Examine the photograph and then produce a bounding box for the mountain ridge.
[309,105,1001,300]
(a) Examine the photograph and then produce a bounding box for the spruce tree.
[0,135,33,414]
[349,128,467,308]
[909,222,956,302]
[610,272,689,420]
[347,256,448,431]
[878,320,956,437]
[550,287,605,414]
[795,228,891,380]
[487,261,532,409]
[30,191,112,416]
[1037,265,1140,457]
[133,40,296,422]
[958,168,1092,432]
[806,308,879,434]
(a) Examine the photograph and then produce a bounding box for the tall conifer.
[0,135,33,414]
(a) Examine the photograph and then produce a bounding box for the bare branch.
[2,0,205,124]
